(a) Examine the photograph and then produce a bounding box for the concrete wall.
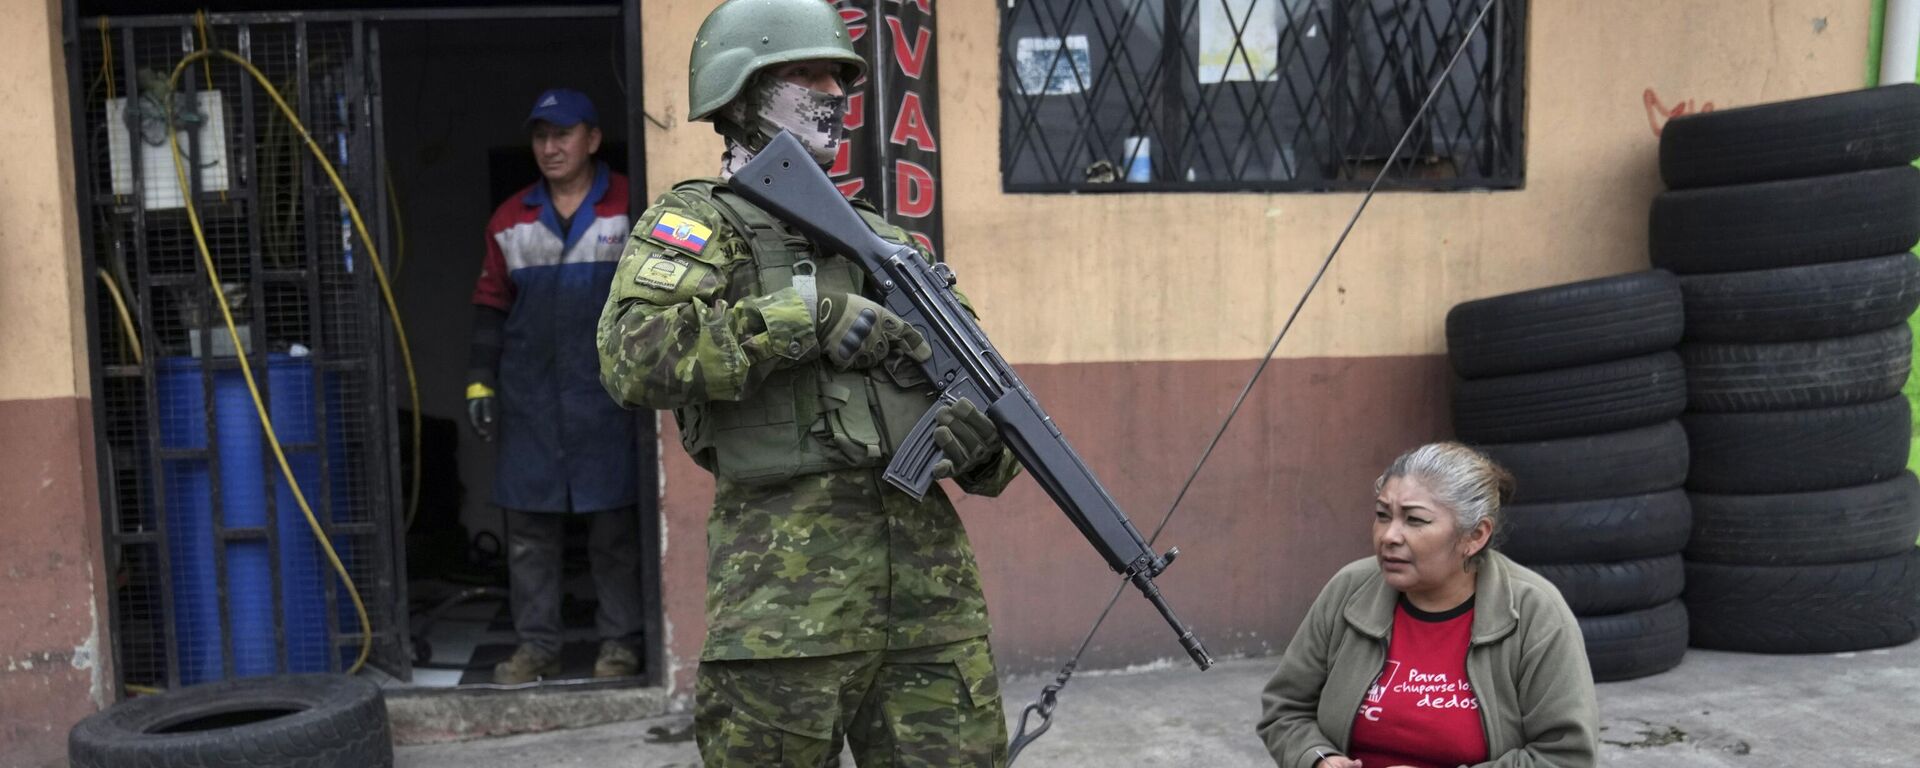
[638,0,1871,697]
[0,0,114,763]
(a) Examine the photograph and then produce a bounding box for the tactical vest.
[671,179,938,486]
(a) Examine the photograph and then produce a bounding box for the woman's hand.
[1315,756,1362,768]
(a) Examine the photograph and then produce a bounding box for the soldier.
[596,0,1021,764]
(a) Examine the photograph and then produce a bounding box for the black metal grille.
[1000,0,1526,192]
[79,16,403,690]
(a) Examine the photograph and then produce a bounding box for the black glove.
[466,382,496,443]
[931,398,1002,479]
[817,292,931,371]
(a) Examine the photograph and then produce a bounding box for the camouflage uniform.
[597,180,1021,765]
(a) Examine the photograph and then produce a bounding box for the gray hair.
[1374,442,1515,567]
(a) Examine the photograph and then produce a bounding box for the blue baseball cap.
[525,88,598,129]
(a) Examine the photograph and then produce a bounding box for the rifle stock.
[729,131,1212,670]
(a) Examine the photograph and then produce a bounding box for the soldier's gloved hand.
[816,292,931,371]
[466,382,496,443]
[931,398,1003,480]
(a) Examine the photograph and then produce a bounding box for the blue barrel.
[157,355,341,684]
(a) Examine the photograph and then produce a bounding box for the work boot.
[493,643,561,684]
[594,641,640,678]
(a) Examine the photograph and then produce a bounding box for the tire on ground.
[1500,490,1692,565]
[1452,352,1687,443]
[1476,420,1689,505]
[1683,548,1920,654]
[68,674,392,768]
[1659,83,1920,189]
[1579,600,1688,682]
[1446,271,1683,379]
[1680,324,1912,412]
[1682,397,1910,494]
[1529,555,1686,616]
[1686,472,1920,566]
[1678,252,1920,342]
[1649,166,1920,274]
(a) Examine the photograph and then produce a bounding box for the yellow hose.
[96,268,143,365]
[385,170,407,281]
[165,48,424,675]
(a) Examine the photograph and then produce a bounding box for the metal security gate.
[1000,0,1528,192]
[75,15,407,688]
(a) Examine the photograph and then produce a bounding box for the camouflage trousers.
[694,635,1007,767]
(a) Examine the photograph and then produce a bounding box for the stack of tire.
[1446,271,1691,681]
[1653,83,1920,655]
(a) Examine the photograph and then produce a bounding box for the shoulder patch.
[634,254,692,291]
[647,211,713,255]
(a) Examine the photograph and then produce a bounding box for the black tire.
[1680,324,1912,412]
[1678,252,1920,342]
[1452,352,1687,443]
[1686,472,1920,566]
[1477,420,1690,504]
[1530,555,1686,616]
[1659,83,1920,189]
[69,674,392,768]
[1581,600,1688,682]
[1500,490,1692,565]
[1682,398,1910,494]
[1649,166,1920,274]
[1446,271,1684,379]
[1684,548,1920,654]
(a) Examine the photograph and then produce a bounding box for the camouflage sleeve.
[597,192,820,409]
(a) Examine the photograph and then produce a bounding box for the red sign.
[832,0,942,259]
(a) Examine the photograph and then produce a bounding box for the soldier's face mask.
[729,76,849,167]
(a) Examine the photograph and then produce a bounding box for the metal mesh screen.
[1000,0,1526,192]
[80,16,402,689]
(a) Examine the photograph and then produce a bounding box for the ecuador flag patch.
[649,212,712,254]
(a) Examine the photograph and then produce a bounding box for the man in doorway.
[468,88,644,685]
[597,1,1021,764]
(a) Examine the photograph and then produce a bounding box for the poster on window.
[1015,35,1091,95]
[832,0,943,260]
[1199,0,1281,84]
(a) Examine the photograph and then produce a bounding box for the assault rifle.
[729,132,1212,670]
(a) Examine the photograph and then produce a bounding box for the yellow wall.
[0,1,112,761]
[644,0,1868,364]
[0,0,89,401]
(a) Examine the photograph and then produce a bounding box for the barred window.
[1000,0,1527,192]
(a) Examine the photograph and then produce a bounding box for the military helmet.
[689,0,867,123]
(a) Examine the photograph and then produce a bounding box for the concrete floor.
[394,637,1919,767]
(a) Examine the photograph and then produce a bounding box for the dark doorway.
[379,13,656,689]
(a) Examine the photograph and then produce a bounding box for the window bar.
[123,21,185,691]
[174,21,239,683]
[293,18,342,674]
[366,22,411,675]
[348,18,397,668]
[218,22,280,675]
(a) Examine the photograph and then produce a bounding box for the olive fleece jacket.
[1257,551,1598,768]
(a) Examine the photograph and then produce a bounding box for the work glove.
[466,382,496,443]
[931,398,1003,480]
[816,292,931,371]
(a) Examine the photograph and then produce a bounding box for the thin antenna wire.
[1007,1,1503,760]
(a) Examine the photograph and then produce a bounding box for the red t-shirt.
[1347,596,1488,768]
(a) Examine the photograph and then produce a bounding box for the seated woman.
[1256,442,1597,768]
